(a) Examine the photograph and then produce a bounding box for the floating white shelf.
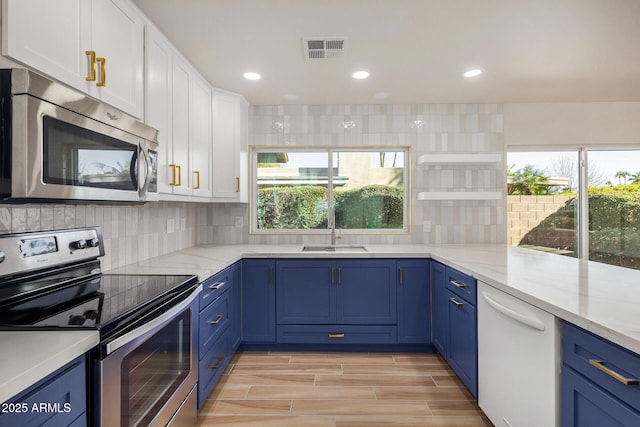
[417,153,502,165]
[417,191,502,201]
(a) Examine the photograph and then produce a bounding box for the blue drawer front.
[200,269,232,310]
[445,267,476,303]
[199,291,230,354]
[277,325,397,344]
[198,331,230,409]
[563,322,640,411]
[562,366,640,426]
[0,356,86,427]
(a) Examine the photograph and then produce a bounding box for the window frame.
[250,145,411,235]
[507,145,640,266]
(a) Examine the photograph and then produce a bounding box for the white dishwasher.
[478,281,561,427]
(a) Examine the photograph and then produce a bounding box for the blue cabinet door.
[0,355,87,427]
[337,259,396,325]
[241,259,276,342]
[277,259,335,324]
[562,366,640,426]
[397,260,430,343]
[228,262,241,350]
[431,261,448,355]
[447,289,478,398]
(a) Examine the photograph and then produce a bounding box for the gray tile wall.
[1,103,506,271]
[201,103,506,245]
[0,202,200,271]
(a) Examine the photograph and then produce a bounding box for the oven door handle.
[105,284,202,355]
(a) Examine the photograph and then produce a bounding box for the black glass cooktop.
[0,272,198,337]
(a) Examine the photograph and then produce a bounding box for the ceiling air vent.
[303,37,346,60]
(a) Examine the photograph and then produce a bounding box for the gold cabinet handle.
[176,165,182,186]
[449,297,465,307]
[450,280,469,289]
[331,268,335,284]
[208,314,224,325]
[328,333,345,339]
[589,360,639,385]
[399,268,403,285]
[236,177,240,192]
[194,171,201,189]
[338,267,341,284]
[209,356,224,369]
[269,267,273,284]
[96,57,106,87]
[85,51,96,81]
[169,164,177,185]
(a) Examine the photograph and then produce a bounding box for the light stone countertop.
[6,242,640,403]
[0,330,99,403]
[108,243,640,355]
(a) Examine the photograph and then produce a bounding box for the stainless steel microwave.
[0,69,158,203]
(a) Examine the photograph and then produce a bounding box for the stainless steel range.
[0,227,200,426]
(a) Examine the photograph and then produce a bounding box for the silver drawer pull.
[328,333,345,339]
[209,356,224,370]
[450,280,468,289]
[208,314,224,325]
[589,360,639,385]
[449,297,465,307]
[208,281,226,291]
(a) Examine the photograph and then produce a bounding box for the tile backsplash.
[0,103,506,271]
[201,103,506,246]
[0,202,199,271]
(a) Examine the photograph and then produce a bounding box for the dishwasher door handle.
[481,291,546,331]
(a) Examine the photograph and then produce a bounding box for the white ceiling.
[132,0,640,105]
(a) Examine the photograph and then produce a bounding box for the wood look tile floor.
[197,351,493,426]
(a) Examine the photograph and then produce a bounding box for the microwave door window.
[43,116,137,191]
[78,149,135,190]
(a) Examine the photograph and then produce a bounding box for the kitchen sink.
[302,245,368,252]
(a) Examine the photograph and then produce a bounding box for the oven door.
[10,94,158,202]
[99,285,200,427]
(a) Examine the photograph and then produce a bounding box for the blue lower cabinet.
[561,322,640,426]
[277,325,397,344]
[228,262,241,351]
[242,259,276,343]
[447,289,477,397]
[431,261,448,355]
[562,366,640,426]
[197,262,241,409]
[397,260,430,344]
[337,259,396,325]
[276,260,335,324]
[431,262,478,398]
[198,331,230,409]
[0,355,87,427]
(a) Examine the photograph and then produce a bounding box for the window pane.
[256,152,329,229]
[507,152,578,257]
[333,151,405,229]
[588,150,640,270]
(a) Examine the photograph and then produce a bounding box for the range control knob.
[86,238,100,248]
[0,251,5,263]
[70,239,87,250]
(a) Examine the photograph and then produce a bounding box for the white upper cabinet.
[2,0,144,118]
[145,25,173,194]
[190,74,213,198]
[145,24,212,199]
[212,89,248,202]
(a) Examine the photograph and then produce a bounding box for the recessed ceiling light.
[352,70,370,79]
[373,92,389,99]
[464,69,483,78]
[243,72,261,80]
[283,94,299,101]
